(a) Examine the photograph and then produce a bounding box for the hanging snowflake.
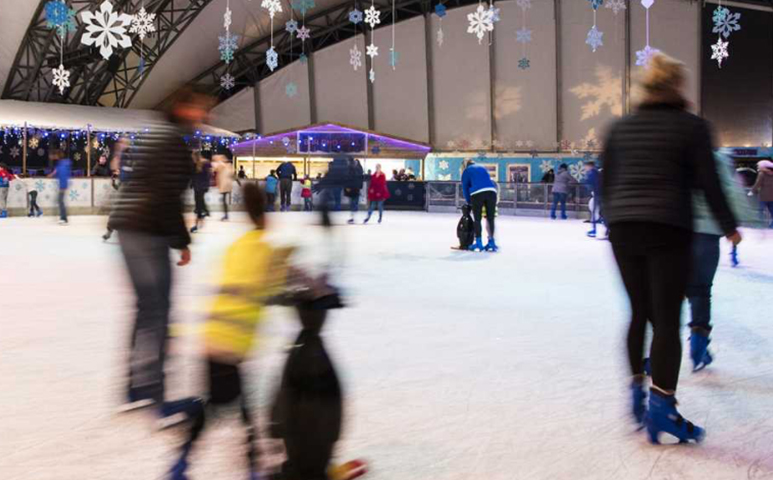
[291,0,315,16]
[29,137,40,149]
[369,68,376,83]
[219,34,239,63]
[365,6,381,29]
[262,0,283,18]
[297,26,311,41]
[712,6,729,25]
[366,43,379,58]
[711,37,729,68]
[635,45,660,67]
[224,7,232,29]
[435,4,447,17]
[46,0,77,36]
[285,19,298,34]
[467,5,494,44]
[130,7,157,40]
[586,25,604,52]
[220,73,235,90]
[389,49,399,69]
[516,28,532,44]
[516,0,531,10]
[299,53,308,64]
[52,63,71,94]
[488,6,501,23]
[73,152,82,162]
[10,146,20,159]
[266,47,279,71]
[605,0,626,15]
[588,0,604,10]
[80,0,134,60]
[349,9,363,24]
[350,44,362,71]
[286,82,298,98]
[436,27,444,47]
[713,10,741,39]
[518,58,530,70]
[202,142,212,151]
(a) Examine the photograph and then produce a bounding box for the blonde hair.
[633,53,687,108]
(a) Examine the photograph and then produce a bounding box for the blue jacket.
[265,175,278,194]
[277,162,297,180]
[461,163,497,203]
[584,167,600,196]
[56,159,72,190]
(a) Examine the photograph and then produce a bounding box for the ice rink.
[2,212,772,480]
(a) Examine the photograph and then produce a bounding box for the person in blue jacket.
[265,170,279,212]
[583,160,604,238]
[461,159,498,251]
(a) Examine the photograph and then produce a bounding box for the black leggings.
[470,191,497,239]
[610,222,692,392]
[221,192,230,218]
[194,189,208,219]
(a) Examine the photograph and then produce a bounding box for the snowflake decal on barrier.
[713,10,741,39]
[605,0,626,15]
[46,0,77,36]
[286,19,298,33]
[569,163,586,182]
[540,160,554,173]
[488,6,501,23]
[285,82,298,98]
[52,63,71,94]
[588,0,604,10]
[219,34,239,63]
[349,9,363,24]
[297,26,311,41]
[516,0,531,10]
[467,5,494,44]
[29,137,40,149]
[435,4,447,17]
[80,0,134,60]
[439,160,449,170]
[69,189,80,201]
[518,57,530,70]
[516,28,532,44]
[366,43,378,58]
[711,37,729,68]
[635,45,660,67]
[570,67,623,120]
[220,73,235,90]
[266,47,279,71]
[130,7,156,40]
[35,180,46,191]
[586,25,603,52]
[262,0,283,19]
[350,44,362,71]
[365,6,381,29]
[291,0,315,16]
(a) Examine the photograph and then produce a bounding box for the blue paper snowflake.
[488,6,501,23]
[291,0,315,16]
[219,34,239,63]
[299,53,308,64]
[266,47,278,71]
[45,1,77,36]
[349,9,363,25]
[713,10,741,39]
[587,0,604,10]
[286,82,298,98]
[389,49,399,68]
[712,6,729,25]
[586,25,603,52]
[435,4,447,17]
[518,57,530,70]
[286,19,299,33]
[516,28,532,44]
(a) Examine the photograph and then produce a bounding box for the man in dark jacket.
[109,87,206,415]
[277,160,297,211]
[583,161,603,237]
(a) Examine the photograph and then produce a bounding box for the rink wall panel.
[259,61,312,134]
[209,87,256,133]
[312,37,369,130]
[424,154,587,183]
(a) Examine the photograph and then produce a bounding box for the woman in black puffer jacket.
[601,54,741,445]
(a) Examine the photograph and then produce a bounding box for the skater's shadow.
[728,269,773,284]
[691,369,773,397]
[685,443,773,477]
[442,252,494,262]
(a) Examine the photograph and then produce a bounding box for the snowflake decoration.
[488,6,501,23]
[588,0,604,10]
[365,6,381,29]
[203,142,212,151]
[73,152,82,162]
[447,141,457,149]
[369,68,375,83]
[539,160,554,173]
[570,67,623,120]
[439,160,449,170]
[467,5,494,44]
[712,6,729,25]
[35,180,46,191]
[92,138,101,149]
[713,10,741,39]
[80,0,134,60]
[350,44,362,71]
[220,73,235,90]
[516,140,524,148]
[586,138,597,150]
[266,47,279,71]
[526,140,534,148]
[586,25,604,52]
[516,28,532,44]
[291,0,315,16]
[518,57,530,70]
[224,7,232,29]
[29,137,40,149]
[286,82,298,98]
[37,148,46,157]
[559,139,572,151]
[711,37,729,68]
[435,4,447,17]
[285,19,298,33]
[570,163,587,182]
[349,9,363,24]
[130,7,156,40]
[219,34,239,63]
[297,26,311,41]
[516,0,531,10]
[389,49,399,69]
[299,53,308,64]
[282,137,291,146]
[437,27,444,47]
[52,64,71,95]
[262,0,283,19]
[69,189,81,201]
[605,0,626,15]
[366,43,378,58]
[46,1,77,36]
[635,45,660,67]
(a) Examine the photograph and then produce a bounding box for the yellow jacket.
[204,230,291,361]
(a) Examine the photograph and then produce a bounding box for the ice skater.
[277,160,297,211]
[301,175,313,212]
[750,159,773,228]
[461,159,498,251]
[212,155,235,221]
[0,163,21,218]
[28,188,42,218]
[602,53,740,444]
[103,137,131,241]
[190,152,211,234]
[550,164,573,220]
[48,150,71,225]
[266,170,278,212]
[345,159,364,224]
[364,164,389,224]
[583,161,605,238]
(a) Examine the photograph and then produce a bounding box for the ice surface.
[1,212,772,479]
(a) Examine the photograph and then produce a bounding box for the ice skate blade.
[117,398,156,413]
[647,429,705,445]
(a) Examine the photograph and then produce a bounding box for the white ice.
[1,212,772,480]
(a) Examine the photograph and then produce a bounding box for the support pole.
[488,3,497,151]
[624,0,631,115]
[554,0,563,151]
[22,122,28,175]
[252,136,257,179]
[424,13,436,148]
[86,125,92,178]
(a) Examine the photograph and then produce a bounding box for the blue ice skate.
[168,457,189,480]
[730,245,739,268]
[631,380,647,427]
[646,390,705,444]
[690,329,713,372]
[484,238,499,252]
[470,237,485,252]
[642,357,651,377]
[587,229,597,238]
[0,210,7,218]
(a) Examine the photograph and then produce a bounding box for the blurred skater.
[28,190,42,217]
[583,161,605,238]
[301,175,313,212]
[364,163,389,224]
[103,137,131,241]
[266,170,278,212]
[344,159,364,224]
[108,86,204,417]
[0,163,21,218]
[48,150,71,225]
[550,164,573,220]
[212,155,235,221]
[190,152,211,233]
[750,159,773,228]
[461,159,498,251]
[277,160,297,211]
[602,54,740,444]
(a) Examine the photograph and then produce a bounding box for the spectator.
[541,168,555,184]
[91,155,111,177]
[550,164,573,220]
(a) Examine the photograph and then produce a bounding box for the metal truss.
[2,0,213,107]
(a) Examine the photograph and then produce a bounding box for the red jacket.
[368,171,390,202]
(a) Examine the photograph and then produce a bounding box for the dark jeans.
[194,189,208,219]
[58,189,68,221]
[470,190,497,239]
[551,192,567,219]
[590,192,602,230]
[29,191,41,215]
[280,178,293,209]
[118,231,173,403]
[303,197,313,211]
[332,188,342,211]
[366,200,384,221]
[686,233,721,333]
[610,222,692,392]
[267,192,276,211]
[221,192,230,219]
[348,193,360,214]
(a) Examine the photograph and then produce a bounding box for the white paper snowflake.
[219,34,239,63]
[203,142,212,151]
[467,4,494,44]
[297,26,311,41]
[516,28,532,44]
[369,68,375,83]
[635,45,660,67]
[29,137,40,149]
[586,25,604,52]
[516,140,524,148]
[436,27,444,47]
[713,10,741,39]
[516,0,532,10]
[130,7,156,40]
[80,0,134,60]
[262,0,283,19]
[366,43,378,58]
[224,7,232,29]
[266,47,279,71]
[52,63,71,95]
[605,0,626,15]
[285,82,298,98]
[285,19,298,33]
[439,160,449,170]
[711,37,729,68]
[220,73,235,90]
[10,146,20,158]
[365,6,381,29]
[350,44,362,71]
